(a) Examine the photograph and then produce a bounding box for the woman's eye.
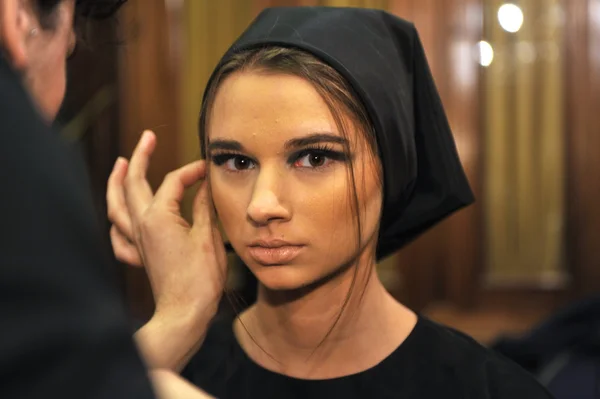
[228,156,254,170]
[293,152,333,168]
[212,154,256,172]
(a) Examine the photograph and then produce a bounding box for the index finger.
[124,130,156,218]
[106,157,134,238]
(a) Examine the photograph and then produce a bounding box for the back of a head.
[36,0,126,20]
[1,0,129,119]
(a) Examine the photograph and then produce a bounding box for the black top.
[0,55,155,398]
[183,315,555,398]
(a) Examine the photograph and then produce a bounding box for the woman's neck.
[234,255,417,379]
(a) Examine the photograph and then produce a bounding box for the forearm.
[135,308,214,373]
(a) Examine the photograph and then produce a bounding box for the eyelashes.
[211,153,255,171]
[291,145,349,165]
[210,145,350,173]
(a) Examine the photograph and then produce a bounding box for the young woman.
[109,7,555,399]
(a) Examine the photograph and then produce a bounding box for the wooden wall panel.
[564,0,600,296]
[118,0,181,188]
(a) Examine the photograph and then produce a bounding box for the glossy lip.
[247,240,304,265]
[248,239,301,248]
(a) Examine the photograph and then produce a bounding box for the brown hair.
[199,46,383,351]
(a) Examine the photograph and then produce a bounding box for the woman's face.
[207,71,383,291]
[0,0,76,121]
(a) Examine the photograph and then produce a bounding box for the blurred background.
[61,0,600,346]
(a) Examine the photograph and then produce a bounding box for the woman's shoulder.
[408,316,555,398]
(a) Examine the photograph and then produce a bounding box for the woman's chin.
[251,264,319,292]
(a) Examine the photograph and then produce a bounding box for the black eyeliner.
[210,152,255,167]
[287,145,350,165]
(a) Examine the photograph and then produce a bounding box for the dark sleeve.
[483,355,556,399]
[0,63,156,399]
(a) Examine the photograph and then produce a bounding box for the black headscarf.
[208,7,474,260]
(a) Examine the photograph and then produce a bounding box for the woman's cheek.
[210,177,244,237]
[305,177,355,240]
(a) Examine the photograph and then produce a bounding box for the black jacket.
[0,56,155,399]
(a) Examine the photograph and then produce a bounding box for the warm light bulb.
[478,40,494,67]
[498,3,524,33]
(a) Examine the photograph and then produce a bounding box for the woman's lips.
[247,245,304,265]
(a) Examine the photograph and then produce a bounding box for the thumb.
[153,160,206,211]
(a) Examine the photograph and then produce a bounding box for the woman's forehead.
[208,71,364,148]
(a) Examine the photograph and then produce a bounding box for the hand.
[106,130,227,318]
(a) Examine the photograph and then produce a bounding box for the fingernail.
[142,130,153,143]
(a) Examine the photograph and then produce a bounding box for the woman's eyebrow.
[284,133,348,150]
[207,139,244,152]
[207,133,348,152]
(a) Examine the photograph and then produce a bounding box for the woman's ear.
[0,0,36,70]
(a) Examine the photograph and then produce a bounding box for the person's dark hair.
[199,46,384,353]
[34,0,126,28]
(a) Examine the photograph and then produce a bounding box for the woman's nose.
[246,171,290,226]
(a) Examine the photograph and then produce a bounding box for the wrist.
[136,303,218,371]
[150,303,216,339]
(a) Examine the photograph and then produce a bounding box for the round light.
[498,3,524,33]
[478,40,494,67]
